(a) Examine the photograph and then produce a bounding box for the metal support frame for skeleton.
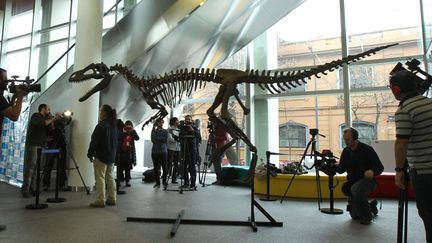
[69,43,397,233]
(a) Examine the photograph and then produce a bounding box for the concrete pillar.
[68,0,103,190]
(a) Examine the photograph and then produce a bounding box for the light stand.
[280,128,324,210]
[318,162,343,215]
[259,151,288,201]
[61,128,90,195]
[46,148,67,203]
[127,152,282,237]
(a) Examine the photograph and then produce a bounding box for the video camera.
[389,58,432,95]
[178,119,197,138]
[6,75,40,94]
[315,149,339,176]
[53,110,73,128]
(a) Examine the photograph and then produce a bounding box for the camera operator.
[167,117,180,184]
[390,69,432,242]
[336,128,384,225]
[21,104,60,198]
[0,68,27,122]
[0,68,28,231]
[179,115,201,189]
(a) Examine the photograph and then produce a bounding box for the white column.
[68,0,103,189]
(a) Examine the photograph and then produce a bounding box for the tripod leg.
[67,148,90,195]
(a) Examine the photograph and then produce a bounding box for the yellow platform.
[254,172,348,199]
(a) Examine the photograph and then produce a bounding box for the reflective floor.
[0,173,427,243]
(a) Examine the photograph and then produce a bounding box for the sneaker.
[369,199,378,216]
[153,184,160,188]
[190,184,197,190]
[90,202,105,208]
[125,182,131,187]
[106,200,116,206]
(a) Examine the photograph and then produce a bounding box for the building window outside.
[340,121,376,147]
[279,122,308,148]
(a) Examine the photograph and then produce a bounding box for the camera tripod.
[280,129,323,209]
[166,134,197,193]
[60,127,90,194]
[199,127,215,187]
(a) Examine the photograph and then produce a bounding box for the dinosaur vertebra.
[69,43,397,184]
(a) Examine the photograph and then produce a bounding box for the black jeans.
[152,152,168,185]
[411,170,432,243]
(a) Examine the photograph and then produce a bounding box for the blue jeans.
[350,178,377,220]
[410,170,432,243]
[21,145,42,194]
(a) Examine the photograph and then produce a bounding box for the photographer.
[179,115,201,189]
[336,128,384,225]
[390,69,432,242]
[118,120,139,187]
[21,104,60,198]
[0,68,27,231]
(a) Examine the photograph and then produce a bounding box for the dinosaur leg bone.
[233,88,250,115]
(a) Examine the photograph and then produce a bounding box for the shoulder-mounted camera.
[389,58,432,95]
[7,75,40,94]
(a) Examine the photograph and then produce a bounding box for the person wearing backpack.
[118,120,139,187]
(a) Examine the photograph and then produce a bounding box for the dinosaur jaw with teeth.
[75,74,114,102]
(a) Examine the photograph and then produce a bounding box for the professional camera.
[389,58,432,94]
[315,149,339,176]
[7,75,40,94]
[54,110,73,128]
[178,119,196,138]
[207,120,216,134]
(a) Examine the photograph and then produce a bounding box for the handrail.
[35,0,123,84]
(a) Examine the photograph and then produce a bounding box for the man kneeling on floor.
[336,128,384,225]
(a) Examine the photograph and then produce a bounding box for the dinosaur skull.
[69,63,114,102]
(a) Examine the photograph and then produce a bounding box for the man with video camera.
[0,68,28,231]
[179,115,201,189]
[337,128,384,225]
[21,104,60,198]
[390,68,432,243]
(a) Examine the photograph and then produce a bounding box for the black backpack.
[142,168,155,183]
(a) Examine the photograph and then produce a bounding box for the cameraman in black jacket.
[337,128,384,225]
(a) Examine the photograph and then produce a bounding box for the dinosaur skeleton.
[69,43,397,184]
